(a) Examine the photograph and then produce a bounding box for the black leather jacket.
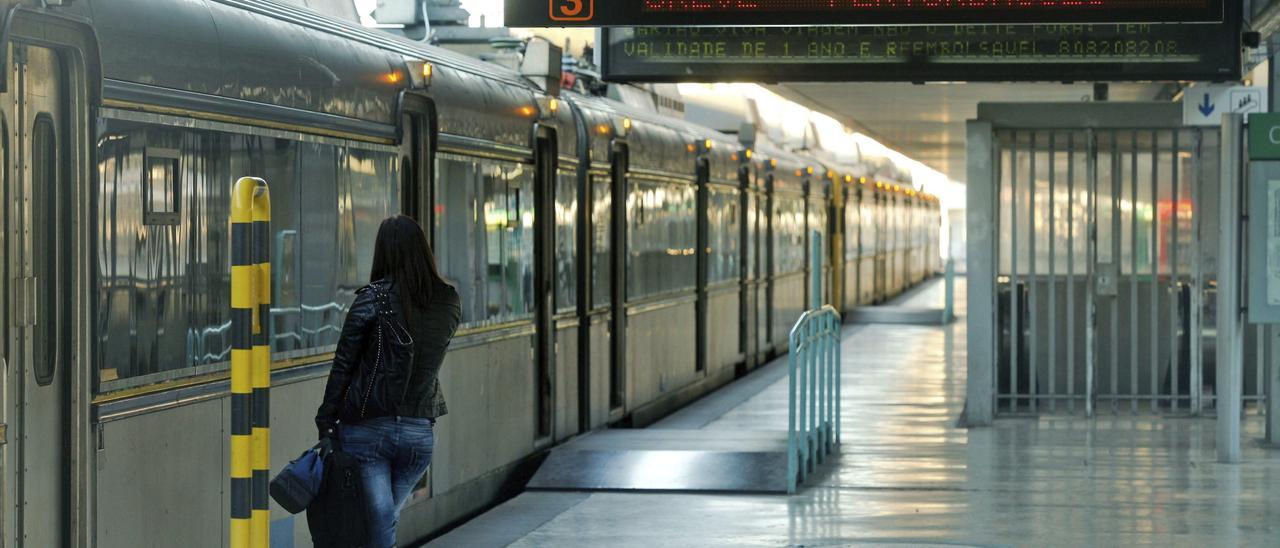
[315,278,462,438]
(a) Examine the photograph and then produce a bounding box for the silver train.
[0,0,940,545]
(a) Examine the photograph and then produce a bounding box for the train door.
[11,42,78,547]
[761,174,774,354]
[534,129,557,438]
[738,163,756,371]
[873,191,887,302]
[608,142,629,416]
[400,98,435,226]
[695,157,709,374]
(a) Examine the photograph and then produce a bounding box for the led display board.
[599,21,1241,82]
[505,0,1223,27]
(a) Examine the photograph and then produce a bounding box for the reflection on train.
[0,0,939,545]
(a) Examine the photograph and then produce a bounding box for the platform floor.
[429,277,1280,547]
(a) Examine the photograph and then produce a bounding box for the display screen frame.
[599,18,1241,83]
[505,0,1224,27]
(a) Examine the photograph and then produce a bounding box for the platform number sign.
[550,0,593,21]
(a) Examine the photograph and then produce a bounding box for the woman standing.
[315,215,461,547]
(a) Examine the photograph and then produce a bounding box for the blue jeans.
[339,416,435,548]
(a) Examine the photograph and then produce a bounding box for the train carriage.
[0,1,942,546]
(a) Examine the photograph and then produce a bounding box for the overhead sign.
[508,0,1223,27]
[1183,85,1264,126]
[600,22,1241,83]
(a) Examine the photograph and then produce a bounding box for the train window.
[32,114,62,387]
[434,153,535,325]
[707,186,741,284]
[554,169,578,312]
[626,180,695,299]
[590,174,611,308]
[773,195,806,274]
[143,148,181,225]
[94,119,400,389]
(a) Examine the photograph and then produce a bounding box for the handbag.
[269,443,326,514]
[307,431,370,547]
[339,283,415,422]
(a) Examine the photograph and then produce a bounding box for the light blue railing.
[787,231,842,494]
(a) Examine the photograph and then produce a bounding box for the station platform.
[428,277,1280,547]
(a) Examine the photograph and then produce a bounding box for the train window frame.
[143,147,181,226]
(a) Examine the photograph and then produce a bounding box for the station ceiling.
[770,82,1169,183]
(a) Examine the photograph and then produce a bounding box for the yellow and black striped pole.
[231,176,271,547]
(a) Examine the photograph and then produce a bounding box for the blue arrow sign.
[1198,92,1215,117]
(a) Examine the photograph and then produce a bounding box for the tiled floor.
[431,277,1280,547]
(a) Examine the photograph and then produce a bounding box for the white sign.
[1183,85,1265,126]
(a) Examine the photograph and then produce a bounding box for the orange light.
[687,143,697,153]
[795,169,803,177]
[598,124,611,135]
[519,106,536,117]
[385,72,402,84]
[731,153,739,161]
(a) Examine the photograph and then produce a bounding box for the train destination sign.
[599,22,1241,82]
[506,0,1223,27]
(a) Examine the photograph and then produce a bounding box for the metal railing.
[787,230,842,493]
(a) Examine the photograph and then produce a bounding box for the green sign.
[1249,113,1280,161]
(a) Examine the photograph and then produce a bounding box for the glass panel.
[33,115,59,386]
[627,179,695,299]
[591,174,611,307]
[707,186,741,283]
[95,118,400,388]
[773,195,806,274]
[555,169,578,312]
[434,153,534,325]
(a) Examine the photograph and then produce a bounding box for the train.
[0,0,940,545]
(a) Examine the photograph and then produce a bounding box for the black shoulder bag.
[306,431,369,547]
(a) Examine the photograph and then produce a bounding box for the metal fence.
[989,124,1273,416]
[787,231,842,493]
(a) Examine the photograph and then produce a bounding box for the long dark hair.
[369,215,446,309]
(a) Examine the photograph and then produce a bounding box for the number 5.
[549,0,592,21]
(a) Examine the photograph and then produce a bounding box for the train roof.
[83,0,548,142]
[566,91,739,182]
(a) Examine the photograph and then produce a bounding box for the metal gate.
[971,102,1269,417]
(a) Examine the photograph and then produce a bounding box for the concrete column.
[965,120,995,427]
[1217,113,1244,463]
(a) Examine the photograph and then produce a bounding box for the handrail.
[787,229,842,494]
[786,304,842,494]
